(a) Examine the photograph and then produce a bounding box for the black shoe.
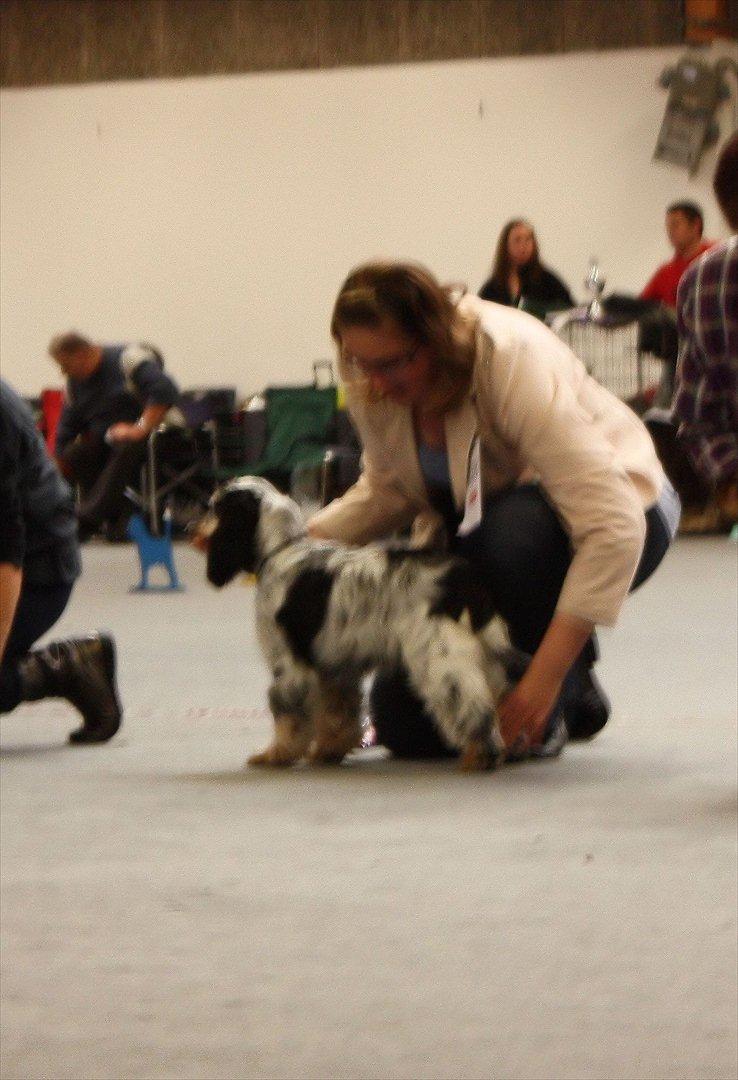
[564,666,611,740]
[530,708,568,758]
[19,633,122,744]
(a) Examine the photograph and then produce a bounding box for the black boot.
[18,634,122,744]
[563,664,611,740]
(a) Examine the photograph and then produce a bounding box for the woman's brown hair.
[488,219,542,293]
[330,261,475,412]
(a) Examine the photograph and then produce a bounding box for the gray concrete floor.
[1,537,736,1080]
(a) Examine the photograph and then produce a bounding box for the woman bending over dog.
[308,261,680,758]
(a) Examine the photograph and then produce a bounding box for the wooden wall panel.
[480,0,566,57]
[316,0,400,68]
[159,0,242,78]
[87,0,165,83]
[238,0,319,72]
[642,0,687,44]
[563,0,683,51]
[398,0,482,63]
[564,0,633,50]
[1,0,90,87]
[0,0,690,90]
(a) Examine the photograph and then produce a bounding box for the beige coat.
[310,296,666,627]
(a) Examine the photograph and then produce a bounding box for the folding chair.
[208,362,360,509]
[127,388,236,534]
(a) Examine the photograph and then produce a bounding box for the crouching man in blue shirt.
[50,332,180,540]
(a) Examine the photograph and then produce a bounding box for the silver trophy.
[584,258,605,320]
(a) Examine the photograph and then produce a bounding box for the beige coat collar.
[444,396,478,510]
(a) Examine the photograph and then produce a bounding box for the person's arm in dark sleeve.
[540,268,574,308]
[131,358,179,409]
[478,278,505,303]
[550,271,574,308]
[107,355,179,443]
[54,397,82,458]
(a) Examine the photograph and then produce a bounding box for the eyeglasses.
[348,344,421,378]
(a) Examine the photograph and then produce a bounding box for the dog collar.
[254,532,306,577]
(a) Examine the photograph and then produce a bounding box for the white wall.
[1,42,736,399]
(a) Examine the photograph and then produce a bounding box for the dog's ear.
[206,488,262,586]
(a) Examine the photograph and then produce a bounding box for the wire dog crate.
[555,317,663,401]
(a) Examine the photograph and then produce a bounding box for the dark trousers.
[0,581,74,713]
[454,484,671,663]
[371,485,672,755]
[61,436,146,532]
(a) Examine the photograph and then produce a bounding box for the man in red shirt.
[641,201,712,308]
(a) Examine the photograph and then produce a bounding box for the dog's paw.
[307,721,362,765]
[246,745,298,767]
[458,738,504,772]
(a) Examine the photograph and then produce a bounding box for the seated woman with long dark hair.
[479,219,573,313]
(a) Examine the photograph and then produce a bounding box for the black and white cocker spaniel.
[201,476,525,770]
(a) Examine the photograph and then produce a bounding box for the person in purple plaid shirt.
[673,133,738,533]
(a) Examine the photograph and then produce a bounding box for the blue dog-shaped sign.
[127,511,182,592]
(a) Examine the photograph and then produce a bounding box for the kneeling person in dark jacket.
[0,380,121,743]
